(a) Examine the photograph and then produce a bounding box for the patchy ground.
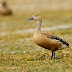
[0,10,72,72]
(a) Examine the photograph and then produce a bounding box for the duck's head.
[27,14,42,21]
[0,0,7,8]
[2,0,7,7]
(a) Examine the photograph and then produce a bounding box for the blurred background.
[0,0,72,72]
[0,0,72,12]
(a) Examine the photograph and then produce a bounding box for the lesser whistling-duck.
[27,14,69,59]
[0,0,12,15]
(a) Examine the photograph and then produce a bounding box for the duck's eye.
[35,15,37,17]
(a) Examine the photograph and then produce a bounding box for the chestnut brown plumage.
[27,14,69,59]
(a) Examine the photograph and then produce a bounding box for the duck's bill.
[27,17,34,20]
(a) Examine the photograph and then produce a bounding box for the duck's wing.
[51,35,69,47]
[42,33,69,47]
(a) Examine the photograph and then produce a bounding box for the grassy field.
[0,10,72,72]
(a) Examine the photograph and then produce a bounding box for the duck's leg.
[50,51,55,59]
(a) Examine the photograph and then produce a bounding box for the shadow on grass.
[27,53,50,61]
[55,53,70,59]
[27,52,70,61]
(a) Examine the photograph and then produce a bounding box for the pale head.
[2,0,7,7]
[27,14,42,21]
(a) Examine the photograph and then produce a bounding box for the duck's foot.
[50,51,55,60]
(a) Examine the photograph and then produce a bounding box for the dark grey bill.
[27,17,34,20]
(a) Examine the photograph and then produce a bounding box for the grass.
[0,10,72,72]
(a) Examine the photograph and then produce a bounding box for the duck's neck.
[3,5,7,8]
[35,20,42,32]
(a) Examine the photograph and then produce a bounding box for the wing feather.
[41,33,69,47]
[51,35,69,47]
